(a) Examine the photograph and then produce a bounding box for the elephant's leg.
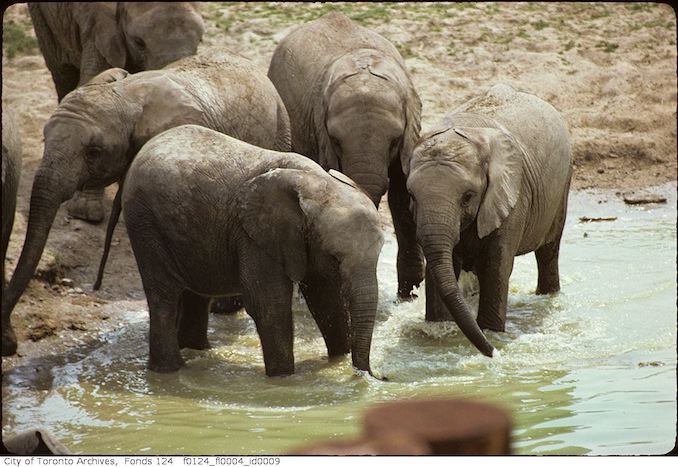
[68,188,105,223]
[475,240,516,332]
[424,264,451,322]
[146,287,184,372]
[535,187,569,295]
[299,273,350,358]
[239,245,294,377]
[178,290,211,350]
[51,64,80,103]
[209,296,244,314]
[388,162,425,299]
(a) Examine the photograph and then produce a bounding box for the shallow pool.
[2,184,676,454]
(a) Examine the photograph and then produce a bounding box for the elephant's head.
[315,49,421,207]
[236,164,384,374]
[117,2,205,72]
[406,122,527,357]
[1,69,207,354]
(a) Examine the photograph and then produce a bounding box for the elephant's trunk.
[347,265,379,374]
[342,158,389,208]
[417,212,495,358]
[2,164,79,356]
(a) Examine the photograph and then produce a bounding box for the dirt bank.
[1,2,676,372]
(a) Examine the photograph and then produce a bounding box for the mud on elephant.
[1,54,291,356]
[123,125,384,377]
[406,84,572,357]
[268,12,424,300]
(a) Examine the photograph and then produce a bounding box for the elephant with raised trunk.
[407,84,572,357]
[123,125,384,376]
[268,12,424,300]
[2,105,22,291]
[29,2,205,223]
[1,54,291,356]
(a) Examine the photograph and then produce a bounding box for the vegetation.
[3,20,37,59]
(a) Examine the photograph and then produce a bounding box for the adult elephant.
[28,1,205,222]
[2,105,22,291]
[123,125,384,376]
[268,12,424,300]
[1,54,291,357]
[406,84,572,357]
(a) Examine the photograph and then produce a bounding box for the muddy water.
[2,185,676,455]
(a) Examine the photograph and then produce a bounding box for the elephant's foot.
[264,362,295,377]
[476,315,505,333]
[2,324,18,356]
[67,190,105,223]
[209,296,244,314]
[147,354,184,373]
[178,335,211,351]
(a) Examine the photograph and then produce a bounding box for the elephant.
[406,84,572,357]
[28,2,205,223]
[28,2,205,101]
[122,125,384,376]
[1,53,291,357]
[268,12,424,300]
[2,105,22,291]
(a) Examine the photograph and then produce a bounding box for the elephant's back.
[126,125,321,202]
[163,55,287,151]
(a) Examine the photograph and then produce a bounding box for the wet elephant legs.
[178,290,211,350]
[300,273,350,358]
[239,242,294,377]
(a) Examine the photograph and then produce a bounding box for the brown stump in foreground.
[287,431,431,455]
[362,398,512,455]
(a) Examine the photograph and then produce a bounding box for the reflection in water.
[2,185,676,454]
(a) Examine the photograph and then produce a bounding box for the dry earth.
[1,2,676,372]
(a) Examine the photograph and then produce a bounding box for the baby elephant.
[123,125,384,377]
[407,84,572,357]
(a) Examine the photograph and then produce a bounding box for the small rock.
[51,285,60,291]
[61,278,74,287]
[583,232,589,238]
[73,287,84,294]
[597,168,605,174]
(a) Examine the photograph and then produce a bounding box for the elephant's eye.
[462,190,474,205]
[133,37,146,50]
[86,145,104,159]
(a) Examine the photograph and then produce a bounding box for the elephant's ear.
[399,80,422,178]
[127,75,205,148]
[313,77,341,171]
[92,4,127,68]
[235,168,311,282]
[84,68,129,86]
[455,126,526,239]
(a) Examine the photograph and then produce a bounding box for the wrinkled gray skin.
[1,54,291,356]
[2,105,22,293]
[268,12,424,300]
[407,84,572,357]
[28,2,204,101]
[123,125,384,376]
[28,2,204,223]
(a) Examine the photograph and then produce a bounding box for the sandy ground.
[1,3,676,375]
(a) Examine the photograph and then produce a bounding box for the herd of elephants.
[1,3,573,380]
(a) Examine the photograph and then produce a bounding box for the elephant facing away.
[268,12,424,300]
[2,105,22,291]
[122,125,384,376]
[1,54,291,357]
[406,84,572,357]
[28,2,205,102]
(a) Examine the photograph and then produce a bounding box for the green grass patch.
[2,20,37,59]
[595,40,619,53]
[531,19,549,31]
[564,39,575,51]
